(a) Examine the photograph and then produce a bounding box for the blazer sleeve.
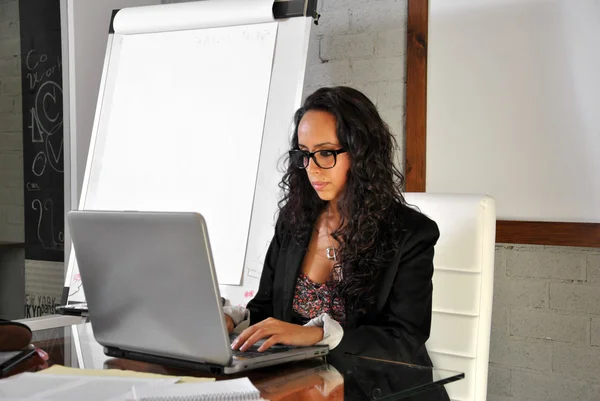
[245,219,283,325]
[329,217,440,364]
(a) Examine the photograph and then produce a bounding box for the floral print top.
[292,272,346,325]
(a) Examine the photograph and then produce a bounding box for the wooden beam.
[405,0,428,192]
[496,221,600,248]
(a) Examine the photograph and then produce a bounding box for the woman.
[226,86,439,367]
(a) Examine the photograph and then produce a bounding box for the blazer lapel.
[375,247,403,313]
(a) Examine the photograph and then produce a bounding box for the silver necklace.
[325,205,338,262]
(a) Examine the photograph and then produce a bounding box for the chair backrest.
[404,193,496,401]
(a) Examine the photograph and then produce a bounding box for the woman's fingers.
[257,334,281,352]
[231,325,255,349]
[239,327,271,352]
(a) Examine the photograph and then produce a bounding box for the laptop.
[66,210,329,374]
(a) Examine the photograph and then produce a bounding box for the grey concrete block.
[552,343,600,384]
[0,159,21,178]
[304,60,351,87]
[321,0,373,12]
[6,205,23,225]
[588,254,600,284]
[0,96,15,113]
[321,32,376,61]
[1,77,21,96]
[0,113,21,131]
[489,334,552,371]
[550,283,600,314]
[593,318,600,347]
[314,8,350,35]
[0,1,18,24]
[0,132,23,151]
[506,249,585,281]
[0,152,20,170]
[378,106,403,138]
[0,223,23,242]
[493,278,548,309]
[487,364,510,396]
[593,384,600,400]
[306,30,322,66]
[0,57,19,76]
[377,80,405,108]
[491,307,508,335]
[2,175,21,189]
[0,40,20,58]
[349,0,408,32]
[495,246,508,278]
[0,187,23,205]
[509,309,589,344]
[301,85,319,103]
[511,369,596,401]
[486,396,513,401]
[376,28,406,56]
[351,56,405,84]
[352,82,379,105]
[0,21,19,40]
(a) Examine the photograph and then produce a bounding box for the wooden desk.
[9,323,463,400]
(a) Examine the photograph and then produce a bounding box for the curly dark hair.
[278,86,407,310]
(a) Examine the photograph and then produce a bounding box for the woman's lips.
[312,181,328,191]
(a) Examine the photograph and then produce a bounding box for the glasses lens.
[290,151,308,169]
[315,150,336,169]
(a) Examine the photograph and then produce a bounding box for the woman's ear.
[0,320,32,351]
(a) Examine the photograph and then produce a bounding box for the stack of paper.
[132,378,264,401]
[0,372,178,401]
[0,367,261,401]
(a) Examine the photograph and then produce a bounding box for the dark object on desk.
[0,349,37,377]
[0,319,32,352]
[0,242,25,320]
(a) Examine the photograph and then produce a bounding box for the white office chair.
[404,193,496,401]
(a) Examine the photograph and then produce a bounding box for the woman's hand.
[224,314,235,334]
[231,318,323,352]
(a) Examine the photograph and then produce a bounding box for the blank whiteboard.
[427,0,600,223]
[66,1,313,304]
[85,22,277,285]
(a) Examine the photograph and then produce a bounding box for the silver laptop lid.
[67,210,232,366]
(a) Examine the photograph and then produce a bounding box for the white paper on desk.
[0,372,178,401]
[132,377,262,401]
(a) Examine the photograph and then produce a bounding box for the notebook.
[132,377,264,401]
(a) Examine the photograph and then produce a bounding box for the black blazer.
[246,203,440,366]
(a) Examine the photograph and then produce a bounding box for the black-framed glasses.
[288,148,347,169]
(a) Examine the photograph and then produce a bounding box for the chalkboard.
[19,0,65,262]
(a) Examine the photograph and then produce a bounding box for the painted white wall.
[427,0,600,222]
[60,0,161,265]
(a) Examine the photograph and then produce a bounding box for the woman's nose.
[306,157,321,174]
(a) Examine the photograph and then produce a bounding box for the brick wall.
[303,0,407,169]
[489,244,600,401]
[0,0,24,242]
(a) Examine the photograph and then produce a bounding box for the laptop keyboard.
[229,335,292,358]
[231,345,291,358]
